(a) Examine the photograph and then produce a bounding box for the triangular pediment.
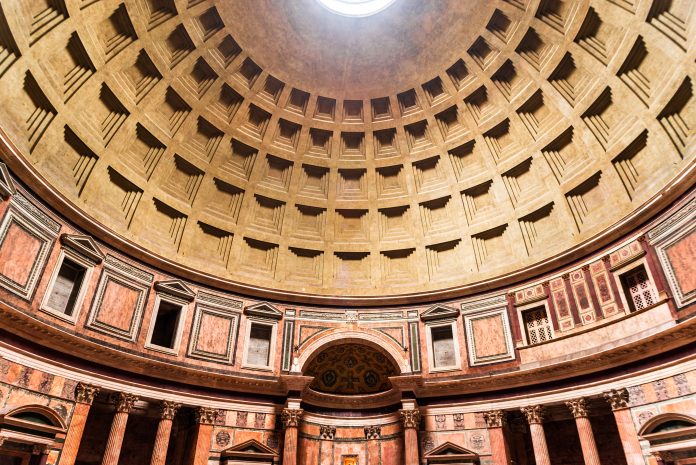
[154,280,195,302]
[0,162,16,199]
[425,441,478,459]
[244,302,283,320]
[222,438,278,458]
[60,234,105,264]
[420,304,460,321]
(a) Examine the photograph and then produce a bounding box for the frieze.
[104,254,154,285]
[196,291,243,310]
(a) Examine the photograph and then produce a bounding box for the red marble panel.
[666,230,696,294]
[0,222,42,285]
[94,279,140,331]
[195,312,233,355]
[381,438,404,465]
[472,315,507,358]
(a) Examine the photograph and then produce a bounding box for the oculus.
[316,0,398,17]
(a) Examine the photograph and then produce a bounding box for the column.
[149,401,181,465]
[399,409,420,465]
[520,405,551,465]
[364,426,381,464]
[101,392,139,465]
[188,407,217,465]
[604,388,645,465]
[30,446,49,465]
[319,425,335,465]
[281,408,303,465]
[483,410,511,465]
[59,383,100,465]
[566,398,601,465]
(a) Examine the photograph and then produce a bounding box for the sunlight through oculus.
[316,0,398,17]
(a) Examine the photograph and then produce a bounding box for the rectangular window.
[246,323,273,367]
[522,307,553,345]
[148,301,183,349]
[620,264,655,312]
[431,325,456,369]
[45,258,86,316]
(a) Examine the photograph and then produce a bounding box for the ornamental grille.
[621,265,655,312]
[523,307,552,345]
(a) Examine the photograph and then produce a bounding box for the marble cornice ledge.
[1,129,694,306]
[1,296,694,400]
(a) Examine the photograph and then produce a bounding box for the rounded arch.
[297,328,410,375]
[639,413,696,436]
[2,404,67,430]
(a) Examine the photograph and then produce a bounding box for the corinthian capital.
[400,409,421,429]
[483,410,507,428]
[320,425,336,439]
[113,392,139,413]
[565,398,589,418]
[159,400,181,420]
[281,408,303,428]
[75,383,100,405]
[194,407,218,425]
[364,425,381,439]
[603,388,629,411]
[520,405,545,424]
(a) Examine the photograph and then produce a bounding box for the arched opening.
[0,405,66,461]
[639,414,696,463]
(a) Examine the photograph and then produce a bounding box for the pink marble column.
[59,383,100,465]
[520,405,551,465]
[189,407,217,465]
[483,410,512,465]
[604,388,645,465]
[281,408,303,465]
[149,400,181,465]
[101,392,139,465]
[566,398,601,465]
[400,409,420,465]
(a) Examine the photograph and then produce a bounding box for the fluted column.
[59,383,100,465]
[149,401,181,465]
[188,407,217,465]
[566,398,601,465]
[520,405,551,465]
[281,408,303,465]
[400,409,420,465]
[604,388,645,465]
[483,410,511,465]
[101,392,139,465]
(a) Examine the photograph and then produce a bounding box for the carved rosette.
[520,405,545,424]
[113,392,139,413]
[281,408,303,428]
[364,425,381,439]
[565,398,589,418]
[194,407,218,425]
[399,409,421,429]
[159,400,181,420]
[603,388,630,411]
[320,425,336,439]
[75,383,100,405]
[482,410,507,428]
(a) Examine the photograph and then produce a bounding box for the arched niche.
[0,404,67,454]
[639,413,696,461]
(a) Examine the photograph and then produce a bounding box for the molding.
[420,304,460,321]
[154,280,195,302]
[244,302,283,320]
[59,234,105,264]
[0,162,15,198]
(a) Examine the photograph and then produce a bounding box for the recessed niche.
[56,32,96,102]
[657,77,693,158]
[235,58,261,89]
[274,119,301,151]
[240,237,278,279]
[214,35,241,68]
[25,0,68,44]
[422,77,448,105]
[611,130,650,200]
[501,157,541,208]
[151,198,187,250]
[647,0,690,50]
[259,155,293,192]
[343,100,364,122]
[208,178,244,222]
[213,84,243,123]
[468,37,499,69]
[381,248,416,284]
[419,196,456,235]
[288,88,310,115]
[371,97,392,120]
[491,60,532,103]
[160,24,194,69]
[298,164,329,199]
[340,132,365,159]
[412,156,447,193]
[261,75,285,104]
[160,87,191,136]
[565,171,604,231]
[105,166,142,227]
[336,169,367,200]
[486,9,517,43]
[250,195,286,235]
[551,53,592,107]
[435,106,468,141]
[379,205,411,241]
[426,240,464,280]
[294,204,326,240]
[449,140,486,181]
[220,138,257,180]
[308,128,332,157]
[314,96,336,121]
[376,165,406,199]
[126,123,165,179]
[541,127,587,183]
[333,252,371,285]
[98,3,137,62]
[374,128,398,158]
[0,4,21,78]
[397,89,420,115]
[23,71,56,152]
[241,104,271,140]
[196,222,233,265]
[93,84,129,146]
[287,248,323,284]
[194,7,223,41]
[516,28,557,71]
[335,209,369,242]
[536,0,577,33]
[63,126,98,196]
[461,180,495,226]
[464,86,500,126]
[582,87,637,150]
[483,119,523,163]
[574,7,622,65]
[516,90,555,140]
[163,154,204,205]
[472,224,510,269]
[518,203,559,254]
[446,59,474,92]
[404,120,432,152]
[181,58,217,98]
[184,117,223,162]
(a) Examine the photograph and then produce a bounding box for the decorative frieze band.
[320,425,336,439]
[194,407,219,425]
